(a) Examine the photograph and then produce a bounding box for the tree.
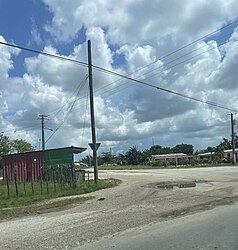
[0,134,33,156]
[141,149,151,164]
[125,146,142,165]
[206,146,216,153]
[116,153,127,165]
[100,152,115,165]
[0,133,11,156]
[80,155,93,166]
[11,139,34,153]
[173,144,194,155]
[149,145,163,154]
[214,144,227,162]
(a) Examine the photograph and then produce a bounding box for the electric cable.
[0,17,237,73]
[81,86,89,147]
[46,74,89,117]
[72,33,238,108]
[0,41,88,67]
[45,76,89,144]
[1,18,238,127]
[92,64,238,113]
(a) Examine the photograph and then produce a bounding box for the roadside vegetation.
[81,136,238,168]
[0,178,121,220]
[98,163,234,170]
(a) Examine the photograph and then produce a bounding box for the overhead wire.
[46,74,89,117]
[0,17,238,127]
[45,76,89,144]
[0,41,88,67]
[92,62,238,113]
[81,86,89,147]
[98,27,237,95]
[72,30,238,108]
[71,34,238,113]
[110,17,238,78]
[0,17,237,74]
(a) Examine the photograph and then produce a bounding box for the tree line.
[81,143,195,166]
[1,132,236,167]
[81,136,237,166]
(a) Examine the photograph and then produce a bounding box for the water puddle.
[195,182,212,187]
[149,181,212,189]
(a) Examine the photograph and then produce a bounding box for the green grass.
[98,163,236,170]
[0,178,121,220]
[0,196,92,221]
[98,165,160,170]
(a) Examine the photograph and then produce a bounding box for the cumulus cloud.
[1,0,238,153]
[43,0,238,44]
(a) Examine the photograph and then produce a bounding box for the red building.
[2,146,86,182]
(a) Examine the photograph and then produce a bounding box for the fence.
[1,164,87,198]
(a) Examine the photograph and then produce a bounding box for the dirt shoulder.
[0,167,238,250]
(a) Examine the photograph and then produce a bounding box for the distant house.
[197,152,214,161]
[223,149,238,161]
[2,146,86,182]
[151,153,193,167]
[197,148,238,162]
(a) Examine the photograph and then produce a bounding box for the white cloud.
[43,0,238,44]
[28,17,43,46]
[1,1,238,153]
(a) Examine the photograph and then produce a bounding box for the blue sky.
[1,0,238,155]
[0,1,48,45]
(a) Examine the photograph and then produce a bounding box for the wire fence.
[1,165,87,199]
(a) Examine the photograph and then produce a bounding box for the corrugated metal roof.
[152,153,193,160]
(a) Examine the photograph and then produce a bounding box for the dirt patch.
[158,196,238,219]
[1,167,238,250]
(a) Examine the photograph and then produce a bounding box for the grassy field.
[0,178,121,220]
[98,163,234,170]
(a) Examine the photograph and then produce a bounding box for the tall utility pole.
[230,113,236,164]
[38,114,47,151]
[87,40,99,184]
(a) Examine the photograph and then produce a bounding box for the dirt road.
[0,167,238,250]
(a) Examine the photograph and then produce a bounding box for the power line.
[73,32,238,107]
[131,32,237,81]
[0,41,88,68]
[154,18,238,61]
[45,76,89,144]
[0,17,237,75]
[1,18,238,115]
[46,74,89,117]
[92,64,238,113]
[110,17,238,78]
[81,86,89,147]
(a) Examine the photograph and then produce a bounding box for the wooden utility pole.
[231,113,236,164]
[38,114,47,151]
[87,40,99,183]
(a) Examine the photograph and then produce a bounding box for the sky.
[1,0,238,158]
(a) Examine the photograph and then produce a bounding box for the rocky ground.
[0,166,238,250]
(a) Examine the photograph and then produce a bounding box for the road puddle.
[195,182,212,187]
[148,181,212,190]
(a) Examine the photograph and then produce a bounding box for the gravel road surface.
[0,166,238,249]
[80,202,238,250]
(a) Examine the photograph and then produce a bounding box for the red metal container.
[2,151,44,182]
